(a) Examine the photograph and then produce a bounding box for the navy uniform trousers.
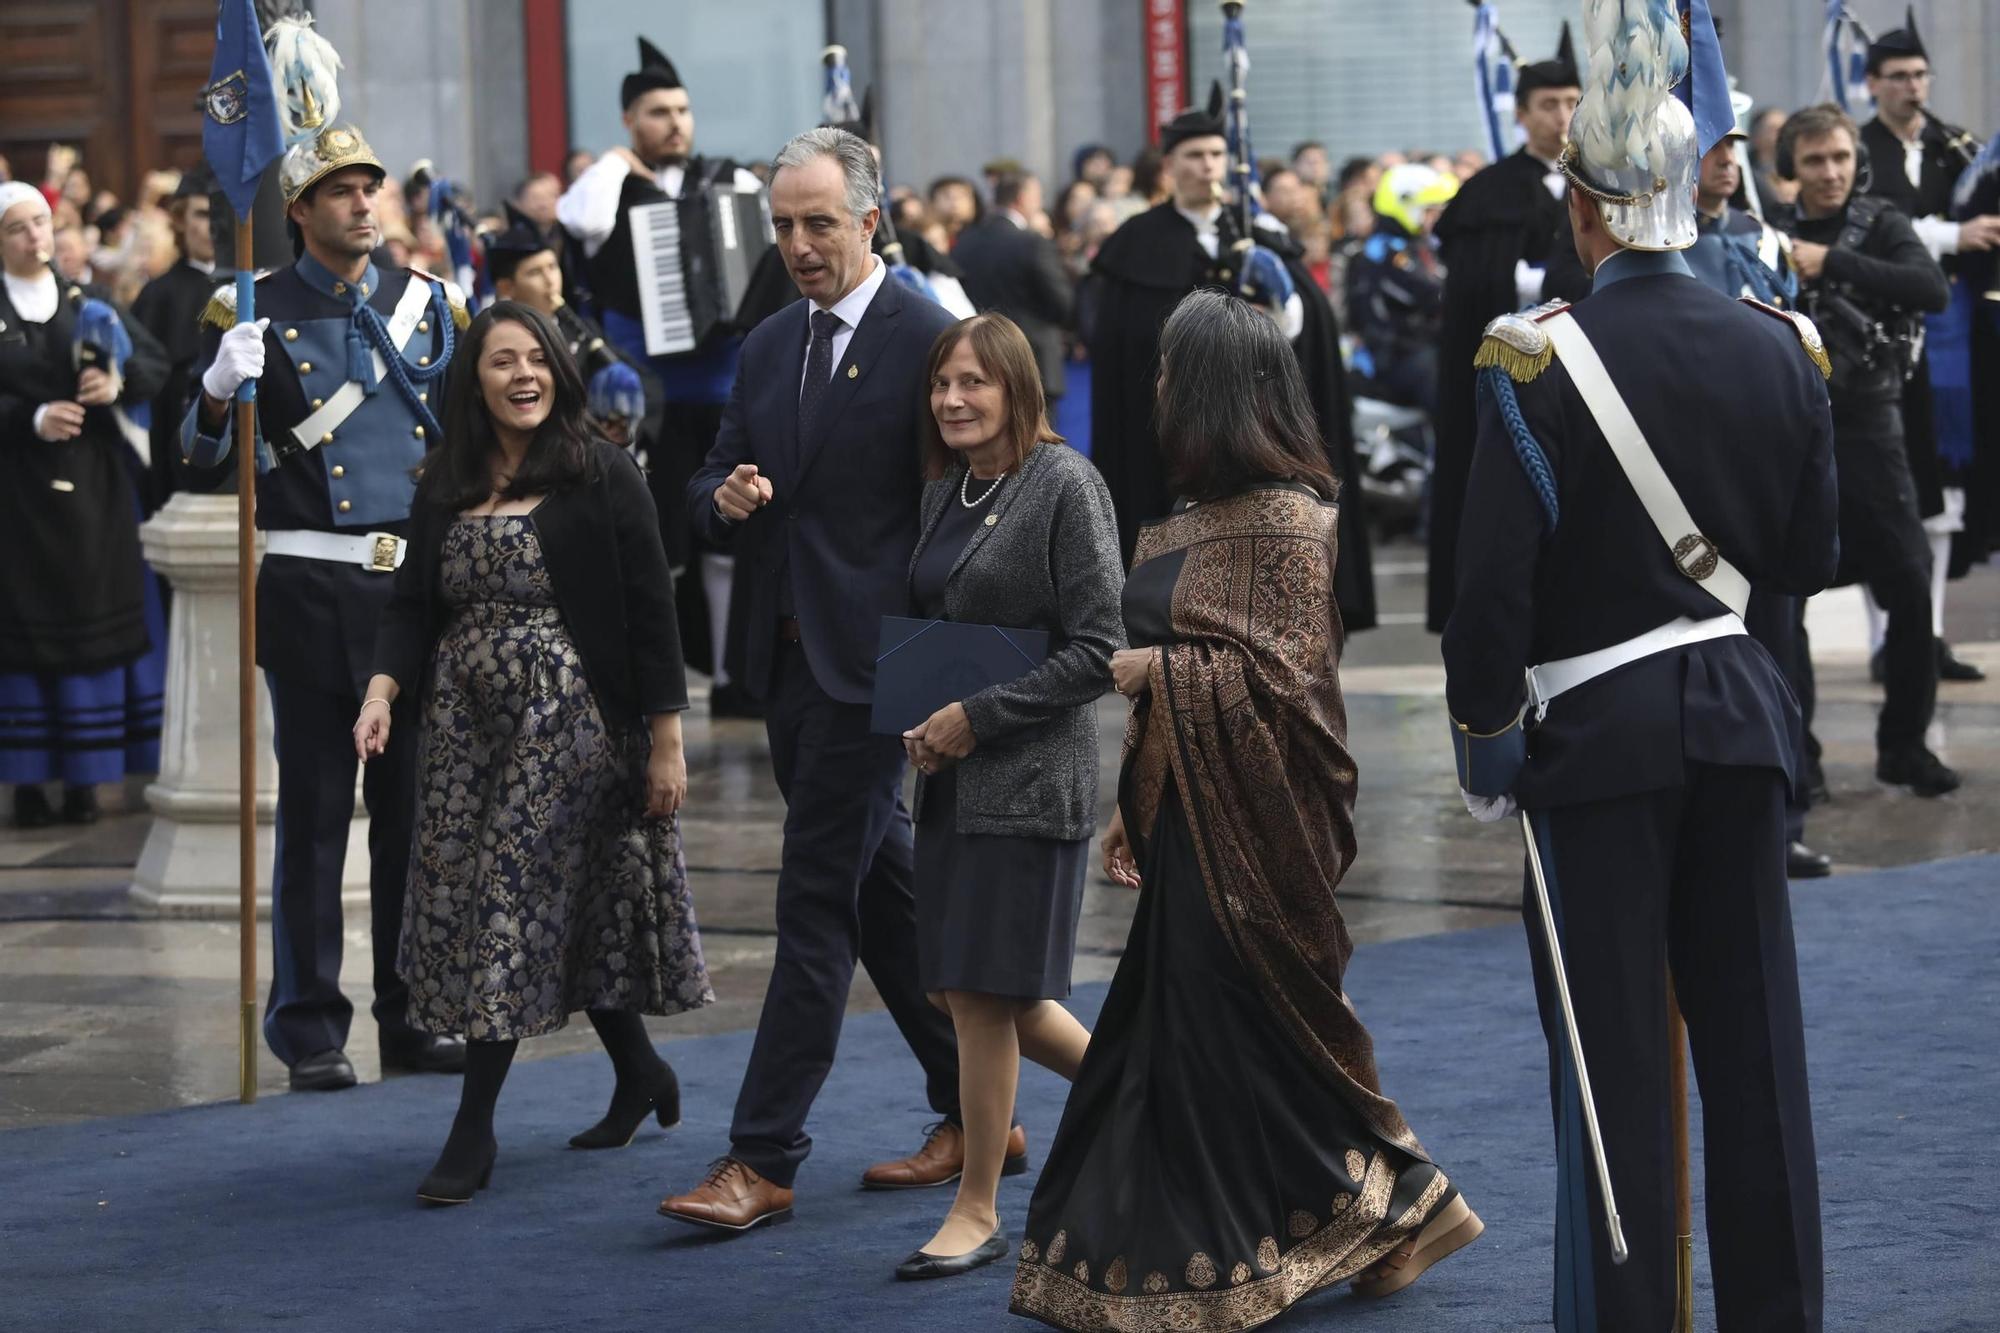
[727,639,960,1187]
[264,675,418,1065]
[1523,763,1824,1333]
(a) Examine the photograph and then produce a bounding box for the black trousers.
[1832,400,1937,754]
[1743,592,1811,843]
[263,673,419,1067]
[1524,765,1822,1333]
[728,642,959,1187]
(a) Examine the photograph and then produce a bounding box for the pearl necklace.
[959,468,1006,508]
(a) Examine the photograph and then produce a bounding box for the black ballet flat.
[417,1138,497,1206]
[894,1228,1009,1281]
[568,1065,681,1149]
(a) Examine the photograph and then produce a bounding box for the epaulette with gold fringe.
[411,265,472,331]
[1473,299,1569,383]
[198,284,238,332]
[1739,296,1831,380]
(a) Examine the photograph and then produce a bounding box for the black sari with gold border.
[1010,485,1454,1332]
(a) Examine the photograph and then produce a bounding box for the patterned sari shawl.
[1123,485,1422,1156]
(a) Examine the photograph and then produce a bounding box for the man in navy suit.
[662,127,964,1233]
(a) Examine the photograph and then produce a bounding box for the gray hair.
[771,126,880,225]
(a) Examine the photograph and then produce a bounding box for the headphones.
[1775,115,1873,193]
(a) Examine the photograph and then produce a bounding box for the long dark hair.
[1154,288,1337,502]
[418,300,595,509]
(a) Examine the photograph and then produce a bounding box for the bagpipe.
[1217,2,1296,317]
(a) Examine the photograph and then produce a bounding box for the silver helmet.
[1559,0,1698,252]
[279,124,384,207]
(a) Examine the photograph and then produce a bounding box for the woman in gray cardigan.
[896,314,1126,1280]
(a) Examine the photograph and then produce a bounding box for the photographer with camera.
[1777,104,1955,796]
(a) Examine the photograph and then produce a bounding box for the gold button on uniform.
[331,465,345,479]
[321,432,334,444]
[418,392,427,404]
[284,328,298,341]
[413,426,425,439]
[298,361,312,373]
[338,500,352,513]
[418,355,431,366]
[311,398,323,409]
[418,320,429,333]
[333,282,346,295]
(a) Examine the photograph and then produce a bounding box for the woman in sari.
[1010,290,1480,1332]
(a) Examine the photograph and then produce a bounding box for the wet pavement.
[3,541,1996,1130]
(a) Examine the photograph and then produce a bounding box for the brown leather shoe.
[658,1157,794,1232]
[860,1121,1029,1190]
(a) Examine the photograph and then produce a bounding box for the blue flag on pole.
[1675,0,1735,159]
[1473,3,1523,165]
[1819,2,1873,115]
[200,0,284,219]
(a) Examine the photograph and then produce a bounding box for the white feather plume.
[265,15,344,146]
[1573,0,1689,177]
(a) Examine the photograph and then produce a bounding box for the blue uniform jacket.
[1441,250,1840,808]
[181,254,460,695]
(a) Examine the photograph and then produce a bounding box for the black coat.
[0,273,168,672]
[1442,261,1838,808]
[1084,202,1375,628]
[686,269,958,706]
[130,260,224,508]
[950,214,1074,397]
[373,441,687,729]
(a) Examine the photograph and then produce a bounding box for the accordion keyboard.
[631,200,697,356]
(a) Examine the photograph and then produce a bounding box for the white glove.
[201,319,270,402]
[1461,788,1517,823]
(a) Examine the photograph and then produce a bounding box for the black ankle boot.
[60,785,100,825]
[417,1137,497,1205]
[569,1064,680,1149]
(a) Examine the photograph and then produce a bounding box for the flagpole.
[234,219,258,1106]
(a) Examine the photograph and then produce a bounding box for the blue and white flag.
[1675,0,1735,158]
[199,0,284,219]
[1473,3,1524,164]
[821,44,861,126]
[1819,2,1873,115]
[1221,6,1266,218]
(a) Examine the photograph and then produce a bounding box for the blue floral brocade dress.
[398,515,711,1041]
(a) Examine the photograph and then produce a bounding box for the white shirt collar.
[1174,202,1222,231]
[816,252,885,325]
[3,268,59,323]
[188,258,216,276]
[1003,208,1030,230]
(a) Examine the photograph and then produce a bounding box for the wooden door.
[0,0,216,211]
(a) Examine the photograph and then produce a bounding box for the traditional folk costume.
[1442,7,1832,1327]
[1428,27,1591,632]
[0,184,170,820]
[1088,93,1375,628]
[1012,486,1463,1332]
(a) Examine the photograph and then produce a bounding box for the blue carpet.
[2,857,1994,1332]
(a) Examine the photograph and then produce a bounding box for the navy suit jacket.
[1442,255,1839,808]
[688,270,958,704]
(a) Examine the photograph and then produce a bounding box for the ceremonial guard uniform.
[1443,11,1833,1327]
[182,126,466,1087]
[1429,28,1591,631]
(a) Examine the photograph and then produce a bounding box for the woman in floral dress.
[359,302,709,1204]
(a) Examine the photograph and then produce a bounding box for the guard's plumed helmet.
[280,125,385,207]
[1559,0,1697,251]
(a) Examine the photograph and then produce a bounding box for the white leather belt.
[263,529,407,573]
[1528,613,1746,708]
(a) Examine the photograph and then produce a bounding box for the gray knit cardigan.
[907,441,1126,840]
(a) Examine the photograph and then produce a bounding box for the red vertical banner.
[1145,0,1187,143]
[523,0,570,176]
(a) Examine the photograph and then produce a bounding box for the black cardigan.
[372,440,688,728]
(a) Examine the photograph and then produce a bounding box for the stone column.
[129,494,370,915]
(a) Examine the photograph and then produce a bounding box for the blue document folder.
[870,616,1050,736]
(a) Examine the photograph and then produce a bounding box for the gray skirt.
[915,766,1090,999]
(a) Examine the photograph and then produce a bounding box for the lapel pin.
[984,514,998,526]
[846,364,858,379]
